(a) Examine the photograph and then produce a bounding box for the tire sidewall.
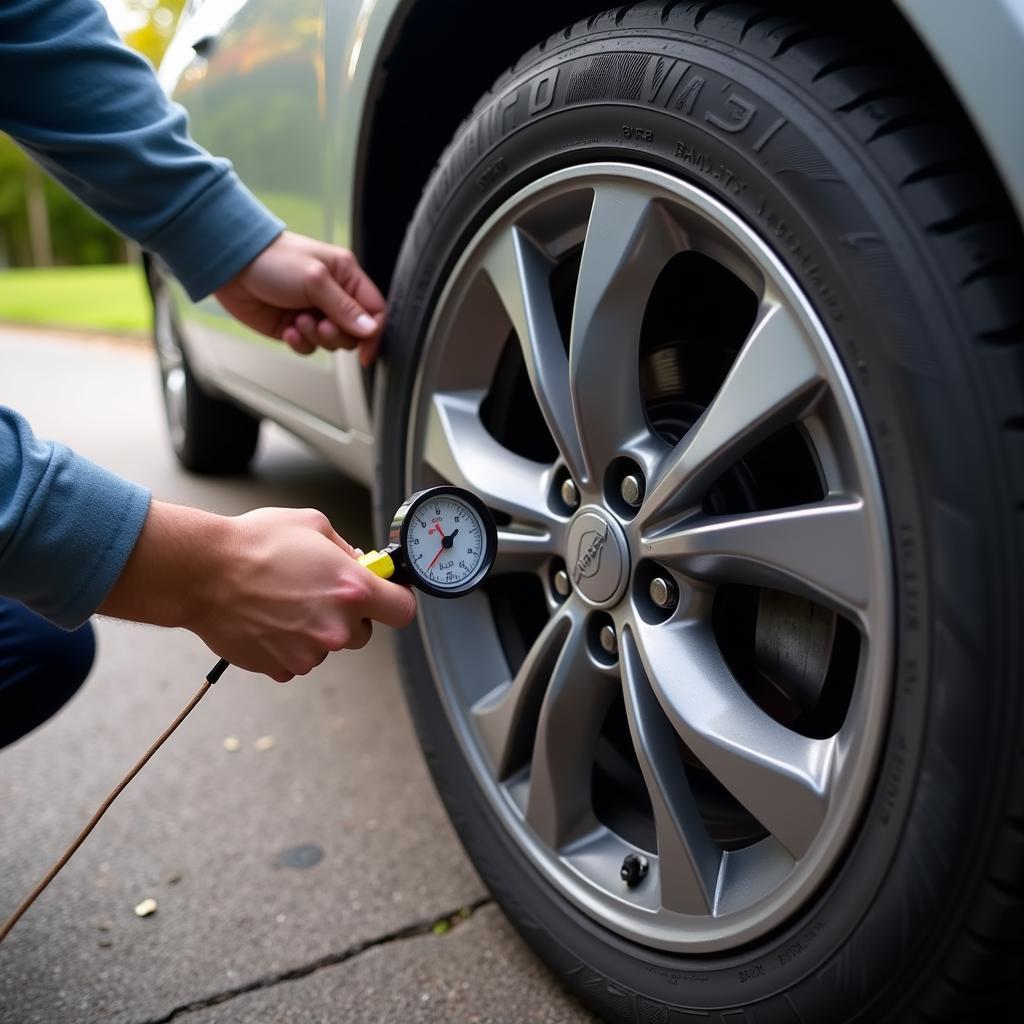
[377,26,1004,1021]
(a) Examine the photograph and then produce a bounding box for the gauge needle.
[442,528,459,549]
[427,543,446,571]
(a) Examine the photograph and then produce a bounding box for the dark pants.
[0,598,95,749]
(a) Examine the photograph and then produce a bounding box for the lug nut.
[620,853,649,888]
[620,474,642,507]
[599,624,617,656]
[553,569,571,597]
[649,576,677,610]
[560,478,579,509]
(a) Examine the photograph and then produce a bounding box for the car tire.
[376,4,1024,1021]
[150,271,260,475]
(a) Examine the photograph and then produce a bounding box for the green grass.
[0,264,150,334]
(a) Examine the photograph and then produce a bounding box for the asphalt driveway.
[0,327,596,1024]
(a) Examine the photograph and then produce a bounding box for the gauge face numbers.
[405,495,487,591]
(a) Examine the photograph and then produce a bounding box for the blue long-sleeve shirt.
[1,0,285,627]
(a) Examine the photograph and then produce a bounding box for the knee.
[52,620,96,690]
[3,605,96,693]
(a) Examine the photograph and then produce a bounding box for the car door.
[172,0,346,428]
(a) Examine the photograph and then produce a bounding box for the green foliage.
[0,1,185,268]
[124,1,187,69]
[0,264,151,333]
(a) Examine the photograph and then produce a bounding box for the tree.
[0,0,186,267]
[123,1,187,68]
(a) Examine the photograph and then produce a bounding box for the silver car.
[150,2,1024,1019]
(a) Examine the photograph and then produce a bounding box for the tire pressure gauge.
[358,486,497,598]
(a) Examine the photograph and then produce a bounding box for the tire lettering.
[670,70,705,114]
[706,92,756,133]
[878,732,908,825]
[755,199,844,322]
[645,56,685,104]
[498,90,518,134]
[776,918,825,966]
[623,124,654,142]
[675,141,747,196]
[528,68,558,115]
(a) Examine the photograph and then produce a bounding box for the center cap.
[566,508,629,607]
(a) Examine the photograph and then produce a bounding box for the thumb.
[304,263,379,339]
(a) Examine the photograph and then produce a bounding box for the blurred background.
[0,1,183,335]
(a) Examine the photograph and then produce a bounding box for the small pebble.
[223,736,241,752]
[96,921,111,932]
[167,872,182,885]
[274,843,323,869]
[133,898,158,918]
[98,939,113,949]
[254,735,276,751]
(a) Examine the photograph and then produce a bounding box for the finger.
[295,508,352,551]
[296,312,321,350]
[359,332,382,368]
[303,262,379,339]
[359,570,418,628]
[356,311,387,367]
[305,240,387,318]
[289,649,329,676]
[330,251,387,317]
[318,319,341,345]
[309,516,359,558]
[285,332,317,356]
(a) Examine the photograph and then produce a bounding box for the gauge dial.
[405,493,487,591]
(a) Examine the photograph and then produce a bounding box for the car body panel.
[893,0,1024,227]
[162,0,376,482]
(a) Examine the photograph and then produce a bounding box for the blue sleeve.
[0,406,151,630]
[0,0,283,300]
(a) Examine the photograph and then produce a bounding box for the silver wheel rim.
[405,163,893,952]
[153,279,187,451]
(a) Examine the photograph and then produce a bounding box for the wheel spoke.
[643,301,826,525]
[569,184,685,480]
[482,227,585,483]
[471,610,573,779]
[491,526,558,576]
[643,498,872,624]
[525,614,616,848]
[620,628,720,914]
[424,390,555,527]
[634,618,834,859]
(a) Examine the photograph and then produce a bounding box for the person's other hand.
[214,231,387,366]
[100,502,416,682]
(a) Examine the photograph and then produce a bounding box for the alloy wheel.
[405,163,893,951]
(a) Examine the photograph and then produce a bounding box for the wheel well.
[357,0,606,293]
[357,0,975,295]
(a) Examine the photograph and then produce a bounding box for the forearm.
[98,500,234,630]
[0,406,150,629]
[101,503,417,683]
[0,0,282,299]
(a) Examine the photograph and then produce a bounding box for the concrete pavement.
[0,327,596,1024]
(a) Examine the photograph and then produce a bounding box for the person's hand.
[214,231,387,367]
[99,502,416,682]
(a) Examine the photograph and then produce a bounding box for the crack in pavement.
[133,896,494,1024]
